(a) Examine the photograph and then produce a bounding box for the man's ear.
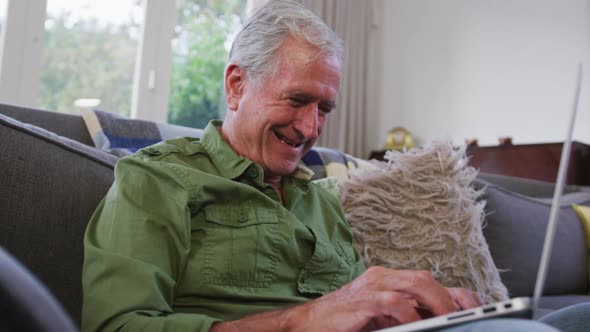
[225,64,245,111]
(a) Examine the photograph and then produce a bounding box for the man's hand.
[211,266,483,332]
[446,287,484,311]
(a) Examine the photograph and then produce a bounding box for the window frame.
[131,0,175,122]
[0,0,46,109]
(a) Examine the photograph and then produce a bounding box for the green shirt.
[82,121,366,331]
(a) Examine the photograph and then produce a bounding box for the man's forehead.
[276,37,342,68]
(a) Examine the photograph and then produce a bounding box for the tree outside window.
[40,0,246,127]
[41,0,142,115]
[167,0,246,128]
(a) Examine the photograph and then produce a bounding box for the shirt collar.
[292,162,314,181]
[200,120,315,181]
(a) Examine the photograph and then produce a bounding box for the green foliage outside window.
[40,0,246,128]
[167,0,246,128]
[41,12,139,115]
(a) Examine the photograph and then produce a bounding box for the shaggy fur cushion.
[340,142,509,303]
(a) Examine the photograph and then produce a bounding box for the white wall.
[371,0,590,150]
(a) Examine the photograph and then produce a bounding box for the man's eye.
[319,106,333,114]
[288,98,306,107]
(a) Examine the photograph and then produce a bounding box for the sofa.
[1,103,590,328]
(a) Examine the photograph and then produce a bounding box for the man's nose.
[294,104,319,140]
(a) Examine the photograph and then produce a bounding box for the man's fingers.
[372,291,422,326]
[472,291,484,306]
[361,267,456,316]
[446,288,482,310]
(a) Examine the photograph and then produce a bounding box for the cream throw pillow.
[340,142,509,303]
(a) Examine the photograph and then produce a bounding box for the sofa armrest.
[0,112,116,325]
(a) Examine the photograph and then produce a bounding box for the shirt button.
[247,167,259,178]
[301,271,310,283]
[238,215,248,223]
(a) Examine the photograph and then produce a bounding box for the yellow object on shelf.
[384,127,415,150]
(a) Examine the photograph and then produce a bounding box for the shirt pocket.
[201,205,280,288]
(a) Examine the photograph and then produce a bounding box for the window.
[0,0,6,57]
[40,0,143,115]
[167,0,246,128]
[0,0,252,123]
[0,0,6,37]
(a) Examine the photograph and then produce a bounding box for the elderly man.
[82,1,586,331]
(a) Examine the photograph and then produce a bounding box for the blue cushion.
[302,147,362,181]
[81,109,204,157]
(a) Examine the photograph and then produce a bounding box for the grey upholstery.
[477,172,583,196]
[473,179,590,297]
[0,103,94,146]
[0,112,116,325]
[0,246,77,332]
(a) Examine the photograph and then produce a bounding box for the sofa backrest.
[473,178,590,297]
[2,103,589,325]
[0,111,117,326]
[0,103,94,146]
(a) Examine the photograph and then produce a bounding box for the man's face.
[223,39,342,181]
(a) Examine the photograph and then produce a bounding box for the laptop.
[375,63,584,332]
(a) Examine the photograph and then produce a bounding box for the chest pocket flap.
[200,205,280,288]
[204,206,278,228]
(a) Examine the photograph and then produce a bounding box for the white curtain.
[300,0,375,158]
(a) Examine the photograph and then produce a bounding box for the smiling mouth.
[274,130,304,148]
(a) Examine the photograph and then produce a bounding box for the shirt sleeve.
[82,155,220,331]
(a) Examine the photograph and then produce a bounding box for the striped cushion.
[81,109,203,157]
[302,146,369,182]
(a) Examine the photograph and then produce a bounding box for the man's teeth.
[280,138,299,147]
[281,139,293,147]
[276,132,301,147]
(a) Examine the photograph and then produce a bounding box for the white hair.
[227,0,343,87]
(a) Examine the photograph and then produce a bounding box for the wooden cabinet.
[368,141,590,186]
